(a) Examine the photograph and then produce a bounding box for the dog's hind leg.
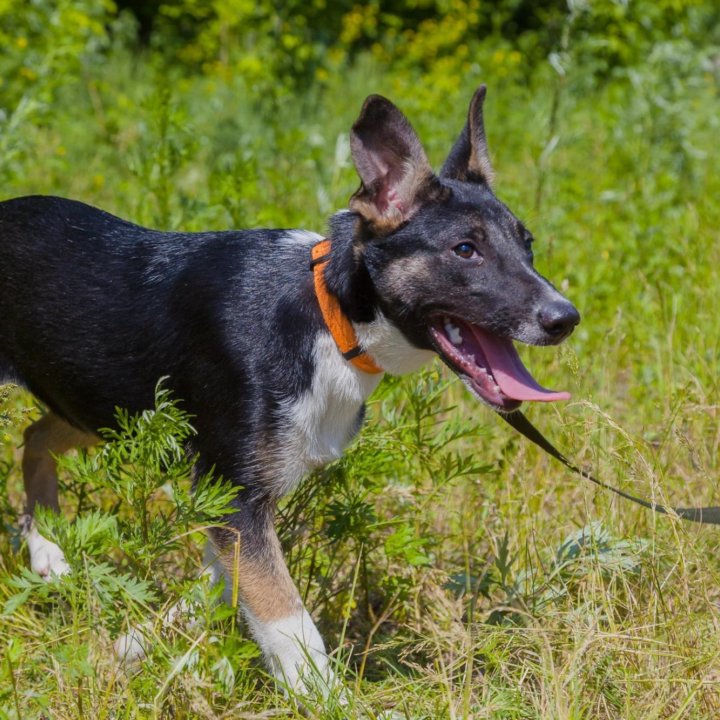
[210,503,332,694]
[20,412,96,579]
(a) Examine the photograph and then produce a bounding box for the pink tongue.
[472,326,570,402]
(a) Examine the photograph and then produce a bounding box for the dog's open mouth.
[429,316,570,412]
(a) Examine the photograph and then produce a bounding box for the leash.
[501,409,720,525]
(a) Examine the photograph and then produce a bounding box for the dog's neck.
[324,211,378,324]
[320,211,434,376]
[354,313,434,376]
[311,238,382,374]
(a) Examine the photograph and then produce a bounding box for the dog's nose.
[538,300,580,340]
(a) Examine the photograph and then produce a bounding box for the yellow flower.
[16,36,28,49]
[492,49,505,65]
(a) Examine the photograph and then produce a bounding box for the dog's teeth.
[444,321,463,346]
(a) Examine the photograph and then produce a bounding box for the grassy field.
[2,3,720,718]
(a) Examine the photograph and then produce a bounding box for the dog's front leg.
[209,501,331,693]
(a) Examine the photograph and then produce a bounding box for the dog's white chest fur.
[274,333,380,495]
[273,315,433,497]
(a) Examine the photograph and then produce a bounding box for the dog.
[0,86,579,692]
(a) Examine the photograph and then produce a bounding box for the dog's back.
[0,195,324,434]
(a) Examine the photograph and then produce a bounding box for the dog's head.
[348,86,580,412]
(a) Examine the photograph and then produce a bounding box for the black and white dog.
[0,86,579,690]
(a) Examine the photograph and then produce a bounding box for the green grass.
[2,9,720,719]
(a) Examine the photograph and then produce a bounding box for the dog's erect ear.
[349,95,439,233]
[440,85,494,186]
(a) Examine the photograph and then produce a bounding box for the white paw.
[22,518,70,580]
[246,609,342,697]
[114,624,151,663]
[114,598,196,664]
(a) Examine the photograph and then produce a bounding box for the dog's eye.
[453,242,479,260]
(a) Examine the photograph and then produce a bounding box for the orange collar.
[310,239,383,374]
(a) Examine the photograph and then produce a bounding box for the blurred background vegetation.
[2,1,720,717]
